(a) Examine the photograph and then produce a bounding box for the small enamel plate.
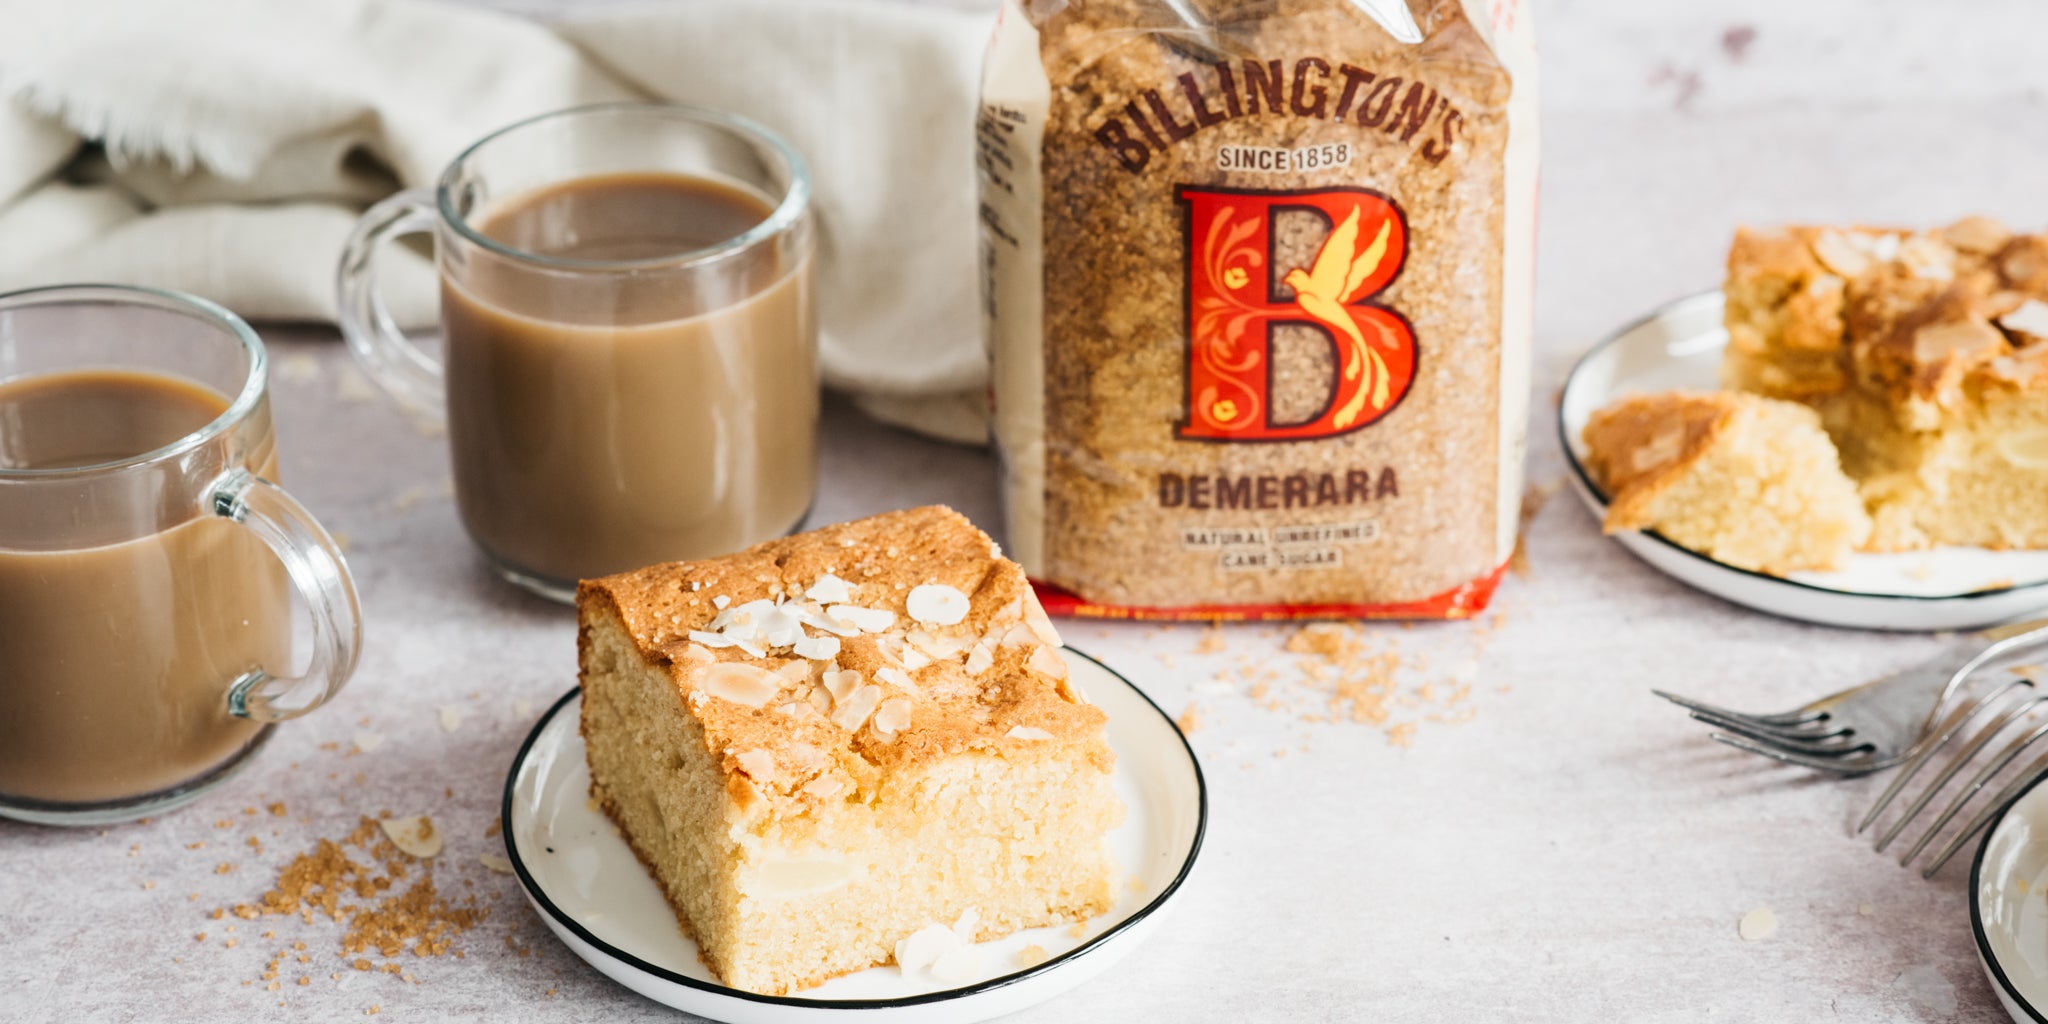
[1972,770,2048,1024]
[501,649,1206,1024]
[1559,290,2048,631]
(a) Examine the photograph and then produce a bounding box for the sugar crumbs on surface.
[1179,615,1499,752]
[211,815,488,997]
[1509,477,1560,578]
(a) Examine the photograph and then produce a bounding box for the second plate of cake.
[501,647,1205,1024]
[1561,290,2048,631]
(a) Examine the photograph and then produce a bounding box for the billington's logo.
[1176,187,1416,442]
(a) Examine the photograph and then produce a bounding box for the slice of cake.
[1582,390,1872,574]
[1723,218,2048,550]
[576,505,1122,996]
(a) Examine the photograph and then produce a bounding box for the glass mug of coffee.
[0,285,363,825]
[338,102,819,602]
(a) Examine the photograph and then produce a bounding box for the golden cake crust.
[576,506,1110,817]
[1725,219,2048,410]
[1581,390,1742,532]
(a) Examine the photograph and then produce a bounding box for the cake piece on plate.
[1582,390,1871,575]
[1723,219,2048,550]
[576,505,1122,996]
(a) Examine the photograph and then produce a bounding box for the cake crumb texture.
[1583,390,1871,574]
[1723,219,2048,550]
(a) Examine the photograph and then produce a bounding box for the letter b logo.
[1177,187,1415,441]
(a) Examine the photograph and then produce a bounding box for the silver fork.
[1860,677,2048,877]
[1652,619,2048,776]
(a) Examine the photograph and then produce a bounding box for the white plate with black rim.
[501,648,1206,1024]
[1559,290,2048,632]
[1972,769,2048,1023]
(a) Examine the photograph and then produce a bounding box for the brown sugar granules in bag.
[980,0,1538,619]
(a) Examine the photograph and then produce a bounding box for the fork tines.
[1860,677,2048,877]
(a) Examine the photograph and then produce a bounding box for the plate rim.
[1557,288,2048,607]
[1971,768,2048,1024]
[498,646,1209,1011]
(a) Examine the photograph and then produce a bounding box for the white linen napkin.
[0,0,992,443]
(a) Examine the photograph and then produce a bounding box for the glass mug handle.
[210,468,365,723]
[337,187,446,420]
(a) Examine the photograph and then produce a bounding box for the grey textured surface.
[9,1,2048,1021]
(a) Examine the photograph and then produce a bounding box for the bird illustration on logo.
[1176,186,1412,442]
[1281,208,1395,430]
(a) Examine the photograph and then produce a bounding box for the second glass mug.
[0,285,362,825]
[338,102,820,603]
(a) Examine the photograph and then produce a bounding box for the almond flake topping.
[963,641,995,676]
[733,749,776,784]
[826,604,896,633]
[906,583,970,626]
[896,909,984,982]
[822,669,863,704]
[792,635,841,661]
[1028,644,1070,680]
[2001,299,2048,341]
[1007,726,1055,741]
[1022,593,1063,647]
[908,629,972,660]
[831,684,884,732]
[875,666,915,691]
[1811,230,1873,277]
[802,774,846,800]
[713,595,731,609]
[379,816,443,859]
[895,923,956,974]
[805,574,854,604]
[872,698,913,739]
[701,663,782,708]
